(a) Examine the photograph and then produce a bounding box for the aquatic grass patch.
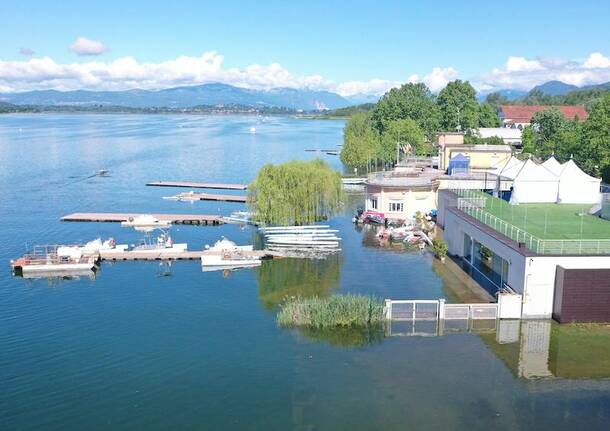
[277,294,385,328]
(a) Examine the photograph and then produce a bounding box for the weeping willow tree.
[248,159,343,226]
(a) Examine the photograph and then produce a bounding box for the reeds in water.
[277,294,384,328]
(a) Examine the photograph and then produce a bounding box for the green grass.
[277,294,384,328]
[471,192,610,240]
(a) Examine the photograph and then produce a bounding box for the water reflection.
[388,318,610,380]
[297,324,385,348]
[256,255,343,309]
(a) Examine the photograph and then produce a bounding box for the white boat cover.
[541,156,563,176]
[510,159,559,204]
[557,159,601,204]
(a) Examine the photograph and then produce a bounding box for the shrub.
[277,294,384,328]
[431,238,448,259]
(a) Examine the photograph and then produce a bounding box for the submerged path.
[61,212,224,225]
[146,181,248,190]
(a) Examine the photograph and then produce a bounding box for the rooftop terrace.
[454,190,610,255]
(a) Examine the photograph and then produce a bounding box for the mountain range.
[0,83,355,111]
[1,80,609,111]
[482,80,610,101]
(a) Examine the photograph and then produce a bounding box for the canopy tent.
[510,159,559,204]
[447,153,470,175]
[492,156,524,179]
[541,156,564,176]
[557,159,601,204]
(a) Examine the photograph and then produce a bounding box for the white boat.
[260,225,330,231]
[130,232,187,253]
[10,245,98,276]
[162,191,199,202]
[201,237,260,271]
[121,215,171,229]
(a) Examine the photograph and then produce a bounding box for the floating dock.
[98,249,281,261]
[147,181,248,190]
[61,213,224,225]
[167,192,248,203]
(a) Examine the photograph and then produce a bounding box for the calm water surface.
[1,114,609,430]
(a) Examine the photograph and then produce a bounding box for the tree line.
[340,80,501,170]
[521,93,610,181]
[486,86,610,112]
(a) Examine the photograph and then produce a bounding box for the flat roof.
[468,192,610,240]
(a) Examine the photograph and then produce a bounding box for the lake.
[1,114,609,431]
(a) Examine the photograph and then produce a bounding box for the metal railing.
[384,299,498,321]
[452,189,610,255]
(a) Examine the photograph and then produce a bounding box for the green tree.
[248,159,343,226]
[380,119,426,162]
[478,103,502,127]
[521,125,536,155]
[340,113,381,169]
[528,107,569,158]
[579,93,610,180]
[371,82,440,140]
[437,80,480,132]
[485,92,509,109]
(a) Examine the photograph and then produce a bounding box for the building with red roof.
[500,105,589,128]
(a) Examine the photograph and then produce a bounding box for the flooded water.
[1,114,609,430]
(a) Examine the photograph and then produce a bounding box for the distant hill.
[317,103,376,118]
[478,88,527,102]
[531,80,578,96]
[0,83,354,111]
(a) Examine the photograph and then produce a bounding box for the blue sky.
[1,0,609,94]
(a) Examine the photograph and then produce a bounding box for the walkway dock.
[61,213,224,225]
[98,249,282,261]
[147,181,248,190]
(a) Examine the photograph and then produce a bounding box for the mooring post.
[384,299,392,320]
[439,298,446,320]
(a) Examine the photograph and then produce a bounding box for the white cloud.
[335,79,400,97]
[70,37,107,56]
[0,50,608,97]
[475,53,610,93]
[583,52,610,69]
[0,51,405,96]
[505,56,543,72]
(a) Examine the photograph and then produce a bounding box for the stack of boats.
[261,225,341,253]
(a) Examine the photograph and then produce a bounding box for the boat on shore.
[201,237,261,271]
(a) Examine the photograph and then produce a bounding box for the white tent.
[557,159,601,204]
[541,156,563,176]
[510,159,559,204]
[491,156,524,179]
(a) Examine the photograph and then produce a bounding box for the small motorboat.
[201,237,260,271]
[131,232,187,253]
[121,215,171,229]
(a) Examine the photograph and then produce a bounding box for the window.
[388,201,404,212]
[369,198,378,210]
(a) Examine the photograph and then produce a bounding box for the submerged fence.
[384,299,498,322]
[452,189,610,255]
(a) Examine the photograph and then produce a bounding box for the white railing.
[384,299,498,321]
[452,189,610,255]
